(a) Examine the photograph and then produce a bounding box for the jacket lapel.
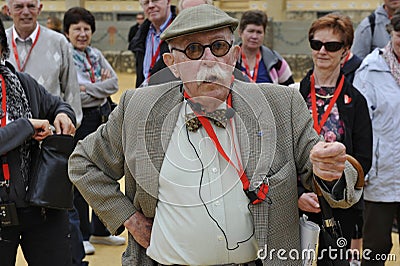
[231,81,277,186]
[136,84,183,199]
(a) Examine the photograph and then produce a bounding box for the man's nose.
[202,47,215,60]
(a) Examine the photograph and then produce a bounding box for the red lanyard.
[241,51,261,83]
[148,37,162,79]
[310,73,344,134]
[11,27,41,72]
[183,91,249,188]
[148,19,172,79]
[183,91,269,204]
[1,75,10,185]
[85,52,96,83]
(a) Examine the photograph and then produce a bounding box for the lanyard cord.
[85,51,96,84]
[310,73,345,134]
[1,75,10,187]
[12,27,41,72]
[147,18,173,79]
[183,91,250,191]
[241,50,261,83]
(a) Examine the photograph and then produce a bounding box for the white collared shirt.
[13,23,39,42]
[147,101,258,265]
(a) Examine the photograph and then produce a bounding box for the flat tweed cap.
[160,4,238,41]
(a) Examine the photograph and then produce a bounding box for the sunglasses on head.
[309,39,344,52]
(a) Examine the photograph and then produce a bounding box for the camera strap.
[0,75,11,194]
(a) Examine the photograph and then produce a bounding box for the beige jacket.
[69,80,361,266]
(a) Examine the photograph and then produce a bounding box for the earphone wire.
[184,101,255,251]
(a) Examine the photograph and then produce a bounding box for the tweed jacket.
[69,80,361,266]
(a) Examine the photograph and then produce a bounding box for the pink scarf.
[382,41,400,86]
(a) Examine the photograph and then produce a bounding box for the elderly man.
[177,0,213,12]
[5,0,82,126]
[128,0,177,87]
[69,5,362,266]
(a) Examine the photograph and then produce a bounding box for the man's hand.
[298,192,321,213]
[29,119,53,141]
[54,113,76,135]
[124,211,153,248]
[310,142,346,182]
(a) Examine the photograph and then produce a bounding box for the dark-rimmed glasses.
[171,40,233,60]
[309,39,344,52]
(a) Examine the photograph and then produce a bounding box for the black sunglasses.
[171,40,233,60]
[309,39,344,52]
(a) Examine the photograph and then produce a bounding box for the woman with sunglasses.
[298,13,372,265]
[235,10,294,85]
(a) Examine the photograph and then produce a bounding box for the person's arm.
[0,118,35,154]
[69,90,136,235]
[81,50,119,99]
[1,73,76,153]
[351,18,372,59]
[276,58,295,86]
[350,88,373,175]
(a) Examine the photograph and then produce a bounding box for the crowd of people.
[0,0,399,265]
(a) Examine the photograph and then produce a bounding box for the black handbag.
[26,134,74,210]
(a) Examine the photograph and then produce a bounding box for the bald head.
[178,0,212,12]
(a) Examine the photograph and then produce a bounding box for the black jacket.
[299,70,372,174]
[298,70,372,213]
[128,6,177,88]
[0,62,76,207]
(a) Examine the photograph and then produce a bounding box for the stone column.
[65,0,85,9]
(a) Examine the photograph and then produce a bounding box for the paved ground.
[16,73,400,265]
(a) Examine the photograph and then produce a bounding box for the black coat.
[299,70,372,175]
[128,6,177,88]
[0,63,76,207]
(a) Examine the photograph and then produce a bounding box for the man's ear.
[230,45,241,66]
[163,53,180,78]
[38,3,43,15]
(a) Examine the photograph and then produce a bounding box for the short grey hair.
[6,0,41,6]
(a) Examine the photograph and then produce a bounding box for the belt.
[82,101,109,114]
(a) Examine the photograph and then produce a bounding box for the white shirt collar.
[13,23,39,42]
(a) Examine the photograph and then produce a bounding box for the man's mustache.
[196,64,228,86]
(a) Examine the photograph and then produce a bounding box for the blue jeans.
[68,207,88,266]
